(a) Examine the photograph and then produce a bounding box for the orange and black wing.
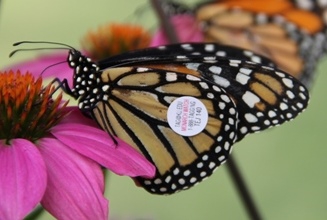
[196,0,327,88]
[99,43,309,141]
[90,66,238,194]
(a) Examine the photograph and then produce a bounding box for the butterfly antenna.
[10,47,71,57]
[13,41,75,49]
[10,41,76,57]
[9,41,76,80]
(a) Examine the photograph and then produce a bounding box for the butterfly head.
[10,41,101,100]
[67,50,100,92]
[67,49,100,75]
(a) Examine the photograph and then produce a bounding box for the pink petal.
[38,137,108,220]
[51,122,155,178]
[5,52,74,86]
[0,139,47,220]
[60,107,101,127]
[150,14,204,46]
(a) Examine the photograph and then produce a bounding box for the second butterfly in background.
[196,0,327,88]
[154,0,327,89]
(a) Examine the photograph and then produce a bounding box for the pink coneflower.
[0,70,155,220]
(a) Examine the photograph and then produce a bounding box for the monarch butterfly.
[195,0,327,88]
[13,41,309,194]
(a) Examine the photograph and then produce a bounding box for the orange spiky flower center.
[81,23,151,60]
[0,70,68,144]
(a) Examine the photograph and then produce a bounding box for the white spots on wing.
[208,162,216,169]
[212,85,221,92]
[158,45,166,50]
[181,44,193,51]
[216,51,226,57]
[137,67,149,72]
[244,113,258,123]
[251,56,261,63]
[207,93,214,99]
[297,103,304,109]
[240,126,248,134]
[212,75,230,88]
[102,85,109,92]
[176,55,188,60]
[219,102,226,110]
[166,72,177,82]
[299,86,306,92]
[209,66,222,74]
[242,91,260,108]
[218,155,226,162]
[286,90,295,99]
[205,44,215,52]
[275,71,285,78]
[220,94,231,103]
[239,68,252,75]
[197,162,204,168]
[186,63,200,71]
[215,146,222,153]
[229,60,241,67]
[204,56,216,61]
[268,110,277,118]
[102,94,109,101]
[280,102,288,110]
[236,73,250,85]
[229,107,236,115]
[261,66,274,71]
[186,74,201,81]
[165,175,172,183]
[200,82,209,89]
[282,78,294,88]
[76,76,82,82]
[299,92,307,100]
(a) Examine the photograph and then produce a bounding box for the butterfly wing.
[98,43,309,141]
[90,66,238,194]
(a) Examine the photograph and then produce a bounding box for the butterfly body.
[65,43,309,194]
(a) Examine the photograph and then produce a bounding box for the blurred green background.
[1,1,326,219]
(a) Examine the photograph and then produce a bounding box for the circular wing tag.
[167,96,208,136]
